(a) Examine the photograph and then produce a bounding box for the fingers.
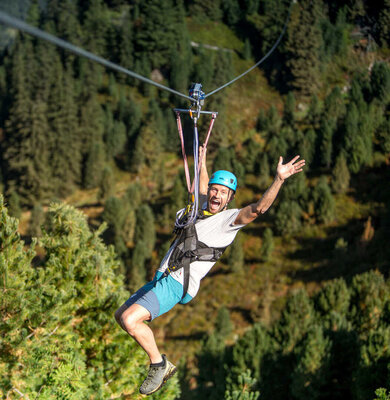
[289,155,300,165]
[278,156,283,165]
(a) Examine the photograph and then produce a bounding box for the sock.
[151,355,166,368]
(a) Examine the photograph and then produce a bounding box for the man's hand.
[276,155,305,181]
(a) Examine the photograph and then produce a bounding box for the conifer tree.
[3,38,51,204]
[0,197,180,399]
[225,370,260,400]
[7,191,22,218]
[285,0,322,96]
[299,128,316,167]
[261,227,274,262]
[130,241,148,289]
[283,91,296,128]
[213,147,233,172]
[98,166,115,203]
[291,325,332,400]
[370,62,390,105]
[215,306,234,339]
[312,177,335,223]
[275,200,302,235]
[307,94,322,129]
[49,62,81,196]
[319,118,334,168]
[83,142,106,189]
[331,153,350,194]
[228,232,244,272]
[343,103,367,173]
[275,289,315,352]
[134,204,156,256]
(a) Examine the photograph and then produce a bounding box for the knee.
[121,311,139,337]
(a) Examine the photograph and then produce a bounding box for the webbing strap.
[190,113,217,194]
[176,112,191,193]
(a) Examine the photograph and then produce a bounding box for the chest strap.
[164,222,226,298]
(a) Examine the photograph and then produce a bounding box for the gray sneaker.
[139,354,177,395]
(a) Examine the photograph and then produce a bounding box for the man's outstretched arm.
[234,155,305,225]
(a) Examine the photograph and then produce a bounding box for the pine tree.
[343,103,367,173]
[215,306,233,339]
[3,38,51,205]
[228,232,244,272]
[0,196,181,399]
[134,204,156,256]
[370,62,390,105]
[312,177,335,223]
[7,191,22,218]
[307,94,322,129]
[275,289,315,352]
[319,118,334,168]
[275,200,302,235]
[298,128,316,167]
[285,0,323,96]
[261,227,274,262]
[49,61,81,196]
[83,142,106,189]
[291,325,332,400]
[331,153,350,194]
[225,370,260,400]
[283,92,295,128]
[98,166,115,203]
[213,147,233,172]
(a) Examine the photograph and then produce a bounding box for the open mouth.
[210,199,221,210]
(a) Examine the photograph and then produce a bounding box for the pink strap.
[176,112,191,193]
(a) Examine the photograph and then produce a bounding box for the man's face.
[207,184,232,214]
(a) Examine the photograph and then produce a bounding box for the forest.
[0,0,389,399]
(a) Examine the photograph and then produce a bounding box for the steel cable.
[205,4,292,98]
[0,11,192,102]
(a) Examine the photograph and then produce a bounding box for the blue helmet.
[208,170,237,192]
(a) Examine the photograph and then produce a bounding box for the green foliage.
[225,370,260,400]
[98,165,115,203]
[291,325,332,400]
[371,62,390,104]
[285,0,322,96]
[0,196,180,399]
[261,227,274,262]
[215,306,234,339]
[228,231,245,272]
[195,270,390,400]
[374,388,390,400]
[331,153,350,194]
[312,177,335,224]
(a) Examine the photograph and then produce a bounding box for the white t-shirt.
[157,208,246,298]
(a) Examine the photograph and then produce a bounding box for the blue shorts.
[125,271,193,321]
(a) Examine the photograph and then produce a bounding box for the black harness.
[163,209,227,298]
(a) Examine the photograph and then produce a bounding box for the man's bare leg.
[115,303,163,364]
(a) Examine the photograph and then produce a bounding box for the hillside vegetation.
[0,0,389,399]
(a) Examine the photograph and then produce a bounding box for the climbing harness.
[164,207,227,298]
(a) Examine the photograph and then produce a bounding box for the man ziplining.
[114,147,305,396]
